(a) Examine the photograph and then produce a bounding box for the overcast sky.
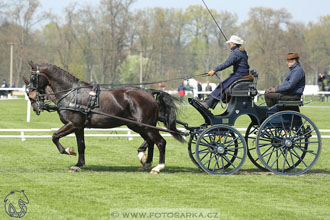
[39,0,329,24]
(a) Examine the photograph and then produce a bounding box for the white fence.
[0,128,329,141]
[0,128,185,141]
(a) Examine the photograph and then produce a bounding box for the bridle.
[26,65,47,112]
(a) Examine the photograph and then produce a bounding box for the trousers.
[264,92,301,107]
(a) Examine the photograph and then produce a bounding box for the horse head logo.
[4,190,29,218]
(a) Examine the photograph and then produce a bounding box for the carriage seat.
[227,70,258,97]
[277,100,303,106]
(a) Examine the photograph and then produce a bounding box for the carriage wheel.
[256,111,321,175]
[188,134,202,169]
[245,123,268,171]
[195,125,247,175]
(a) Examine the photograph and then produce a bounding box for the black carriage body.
[188,77,269,127]
[186,71,321,175]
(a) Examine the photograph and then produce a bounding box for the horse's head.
[23,76,41,115]
[28,61,50,91]
[24,61,51,115]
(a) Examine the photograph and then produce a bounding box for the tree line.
[0,0,329,89]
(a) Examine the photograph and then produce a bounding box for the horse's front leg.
[52,122,77,155]
[74,128,85,167]
[69,129,86,172]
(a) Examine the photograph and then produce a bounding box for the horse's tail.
[150,90,185,143]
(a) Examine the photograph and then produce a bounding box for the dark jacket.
[209,46,250,101]
[277,63,305,95]
[213,46,250,75]
[177,84,185,91]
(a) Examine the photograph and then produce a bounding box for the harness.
[26,67,187,136]
[56,83,100,127]
[28,67,100,127]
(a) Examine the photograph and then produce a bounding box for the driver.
[196,35,250,109]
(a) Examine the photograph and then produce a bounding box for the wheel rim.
[196,125,247,175]
[245,123,268,171]
[188,134,202,169]
[256,111,321,175]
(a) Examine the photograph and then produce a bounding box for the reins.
[28,69,208,136]
[99,73,209,87]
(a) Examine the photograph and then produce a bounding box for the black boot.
[194,98,210,109]
[204,96,218,109]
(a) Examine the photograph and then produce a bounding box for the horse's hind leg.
[148,131,166,174]
[138,141,148,164]
[137,138,154,170]
[138,141,154,164]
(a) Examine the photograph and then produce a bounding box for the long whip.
[201,0,228,41]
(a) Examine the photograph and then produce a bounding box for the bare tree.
[244,7,292,88]
[84,0,135,84]
[5,0,48,85]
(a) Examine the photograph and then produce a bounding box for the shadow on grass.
[82,165,201,174]
[302,169,330,176]
[239,168,330,176]
[79,165,330,176]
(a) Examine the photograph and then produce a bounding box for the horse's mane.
[44,63,88,84]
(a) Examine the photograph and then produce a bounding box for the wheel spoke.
[224,136,239,148]
[266,147,275,165]
[200,151,210,161]
[223,154,236,169]
[199,140,216,149]
[258,142,282,147]
[270,147,286,169]
[261,146,284,158]
[294,141,319,145]
[212,155,221,172]
[281,149,289,172]
[226,146,244,151]
[289,149,297,173]
[293,145,317,155]
[226,151,243,160]
[220,155,225,170]
[294,120,308,136]
[223,130,230,144]
[202,153,216,167]
[289,114,294,135]
[291,148,308,168]
[280,115,288,137]
[207,153,214,170]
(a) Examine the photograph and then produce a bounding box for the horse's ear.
[22,76,29,85]
[28,61,47,72]
[28,61,36,70]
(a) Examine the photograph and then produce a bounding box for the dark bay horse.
[25,61,184,173]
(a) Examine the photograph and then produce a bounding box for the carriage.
[25,62,321,175]
[179,70,321,175]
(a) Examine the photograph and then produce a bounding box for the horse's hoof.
[66,147,77,156]
[69,166,81,172]
[150,170,160,174]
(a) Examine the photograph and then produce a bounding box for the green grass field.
[0,99,330,220]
